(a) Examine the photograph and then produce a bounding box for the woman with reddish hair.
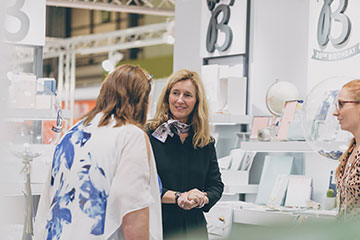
[35,64,162,240]
[333,79,360,220]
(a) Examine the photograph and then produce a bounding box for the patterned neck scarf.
[152,119,191,143]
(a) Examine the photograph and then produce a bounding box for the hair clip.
[147,73,153,81]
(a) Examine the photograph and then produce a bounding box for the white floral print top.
[34,113,162,239]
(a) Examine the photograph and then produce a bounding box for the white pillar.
[173,0,202,73]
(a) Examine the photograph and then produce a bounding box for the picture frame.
[239,151,256,171]
[250,116,273,140]
[277,100,300,141]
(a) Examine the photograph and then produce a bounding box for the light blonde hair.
[147,69,212,148]
[82,64,152,128]
[336,79,360,179]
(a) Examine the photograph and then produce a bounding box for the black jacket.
[148,129,224,238]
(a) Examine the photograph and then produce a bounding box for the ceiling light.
[102,59,114,72]
[101,51,124,72]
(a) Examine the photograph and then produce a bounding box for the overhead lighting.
[101,59,114,72]
[101,51,124,72]
[166,35,175,44]
[165,20,175,45]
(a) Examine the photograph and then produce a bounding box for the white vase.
[323,197,336,210]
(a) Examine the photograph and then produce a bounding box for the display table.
[231,202,337,225]
[205,201,338,239]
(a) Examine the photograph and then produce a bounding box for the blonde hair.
[336,79,360,179]
[147,69,212,148]
[82,64,152,128]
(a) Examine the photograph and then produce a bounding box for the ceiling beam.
[46,0,175,17]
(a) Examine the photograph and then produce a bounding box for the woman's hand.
[187,189,207,208]
[177,189,208,210]
[177,192,198,210]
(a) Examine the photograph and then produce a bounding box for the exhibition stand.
[3,0,360,239]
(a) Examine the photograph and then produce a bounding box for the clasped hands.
[177,189,207,210]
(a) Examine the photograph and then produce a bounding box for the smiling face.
[168,79,197,123]
[333,87,360,134]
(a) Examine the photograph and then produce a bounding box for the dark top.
[148,129,224,239]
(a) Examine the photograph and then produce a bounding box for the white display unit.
[4,139,56,197]
[7,109,71,121]
[236,139,339,206]
[206,200,336,237]
[239,141,313,152]
[209,115,253,196]
[237,140,311,199]
[4,106,61,239]
[215,141,307,200]
[211,114,252,125]
[232,203,337,225]
[224,184,258,194]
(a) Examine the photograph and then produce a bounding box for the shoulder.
[122,124,144,134]
[116,124,146,143]
[200,137,216,149]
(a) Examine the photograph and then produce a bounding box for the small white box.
[36,95,53,109]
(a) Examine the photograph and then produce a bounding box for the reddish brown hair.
[82,64,151,128]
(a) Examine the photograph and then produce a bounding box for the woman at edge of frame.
[333,79,360,221]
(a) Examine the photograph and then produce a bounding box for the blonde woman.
[35,65,162,240]
[333,79,360,220]
[147,69,224,239]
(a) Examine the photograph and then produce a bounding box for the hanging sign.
[3,0,46,46]
[307,0,360,90]
[201,0,247,58]
[311,0,359,61]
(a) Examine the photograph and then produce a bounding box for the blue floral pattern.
[46,173,75,240]
[51,122,91,186]
[46,121,109,239]
[78,153,108,235]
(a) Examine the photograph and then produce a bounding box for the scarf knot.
[152,119,191,143]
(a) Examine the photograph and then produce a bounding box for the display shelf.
[224,184,258,194]
[6,108,71,120]
[239,141,313,152]
[233,206,337,225]
[210,114,251,125]
[233,207,297,225]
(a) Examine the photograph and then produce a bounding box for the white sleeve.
[104,126,153,239]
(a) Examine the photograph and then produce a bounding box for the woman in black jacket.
[147,69,224,239]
